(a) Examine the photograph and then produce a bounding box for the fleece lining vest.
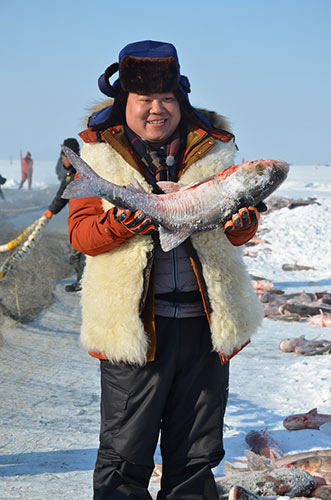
[79,139,264,364]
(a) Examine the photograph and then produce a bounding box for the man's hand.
[224,207,260,232]
[42,210,53,219]
[113,207,156,235]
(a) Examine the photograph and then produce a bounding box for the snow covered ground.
[0,162,330,499]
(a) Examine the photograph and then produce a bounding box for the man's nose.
[150,99,164,113]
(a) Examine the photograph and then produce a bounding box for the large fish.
[215,468,316,497]
[62,146,289,252]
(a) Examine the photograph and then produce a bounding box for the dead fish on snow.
[279,336,331,355]
[227,485,312,500]
[61,146,289,252]
[245,429,284,459]
[283,409,331,431]
[215,468,315,497]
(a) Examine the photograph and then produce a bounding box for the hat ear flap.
[98,62,121,97]
[179,75,191,94]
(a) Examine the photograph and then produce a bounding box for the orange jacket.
[68,125,257,255]
[68,123,259,363]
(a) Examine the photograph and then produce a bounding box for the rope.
[0,220,39,253]
[0,215,50,279]
[13,273,21,321]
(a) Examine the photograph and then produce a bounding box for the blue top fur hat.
[98,40,191,99]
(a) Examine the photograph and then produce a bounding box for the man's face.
[125,92,181,144]
[61,153,71,168]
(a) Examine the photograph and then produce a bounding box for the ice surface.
[0,164,330,499]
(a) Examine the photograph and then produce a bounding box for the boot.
[65,281,82,292]
[65,252,85,292]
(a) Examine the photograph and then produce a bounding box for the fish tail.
[61,146,104,200]
[62,176,97,199]
[62,146,102,182]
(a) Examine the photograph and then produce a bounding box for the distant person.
[0,173,6,200]
[43,138,85,292]
[19,151,33,189]
[55,154,66,181]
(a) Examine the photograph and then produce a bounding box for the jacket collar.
[101,122,219,181]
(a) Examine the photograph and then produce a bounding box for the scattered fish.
[245,429,283,459]
[312,484,331,500]
[284,455,331,484]
[227,485,311,500]
[282,263,317,272]
[307,314,331,328]
[273,450,331,468]
[265,196,321,212]
[223,448,331,499]
[61,146,289,252]
[279,303,331,317]
[215,468,316,497]
[283,409,331,431]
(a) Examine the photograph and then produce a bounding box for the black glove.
[255,201,268,213]
[224,206,260,232]
[113,207,156,235]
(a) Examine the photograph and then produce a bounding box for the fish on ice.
[245,429,283,459]
[283,408,331,431]
[215,468,315,497]
[227,485,311,500]
[61,146,289,252]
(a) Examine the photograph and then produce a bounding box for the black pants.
[94,316,229,500]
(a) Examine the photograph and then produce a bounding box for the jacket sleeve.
[68,195,134,256]
[225,223,258,246]
[48,177,69,214]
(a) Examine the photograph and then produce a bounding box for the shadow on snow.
[0,448,97,476]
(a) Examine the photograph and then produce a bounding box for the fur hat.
[98,40,191,98]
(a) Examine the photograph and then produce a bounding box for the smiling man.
[125,92,181,144]
[68,40,263,500]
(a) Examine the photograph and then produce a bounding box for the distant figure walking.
[19,151,33,189]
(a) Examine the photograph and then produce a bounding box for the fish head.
[283,415,307,430]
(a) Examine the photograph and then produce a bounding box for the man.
[43,138,85,292]
[19,151,33,189]
[68,40,264,499]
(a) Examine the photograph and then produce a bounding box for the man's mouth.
[148,119,166,125]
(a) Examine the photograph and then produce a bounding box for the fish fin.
[308,408,318,415]
[223,462,245,476]
[126,177,146,193]
[245,450,270,471]
[157,181,184,194]
[159,226,191,252]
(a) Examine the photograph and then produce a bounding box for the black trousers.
[94,316,229,500]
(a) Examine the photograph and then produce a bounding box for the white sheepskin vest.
[80,139,264,364]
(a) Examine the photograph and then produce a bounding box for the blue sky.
[1,0,330,165]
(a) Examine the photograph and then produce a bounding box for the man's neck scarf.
[125,125,185,191]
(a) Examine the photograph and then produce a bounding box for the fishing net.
[0,227,73,324]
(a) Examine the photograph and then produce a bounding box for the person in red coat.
[19,151,33,189]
